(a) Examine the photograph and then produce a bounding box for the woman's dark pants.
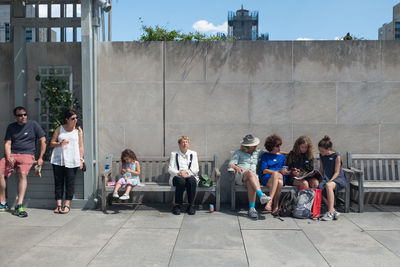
[172,176,197,205]
[52,164,78,201]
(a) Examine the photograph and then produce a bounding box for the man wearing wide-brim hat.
[229,134,271,219]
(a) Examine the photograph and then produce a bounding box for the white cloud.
[296,37,313,40]
[192,20,227,34]
[334,36,343,40]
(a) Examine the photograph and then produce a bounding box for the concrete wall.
[98,41,400,203]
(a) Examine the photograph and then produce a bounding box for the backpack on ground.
[278,188,298,217]
[293,189,315,219]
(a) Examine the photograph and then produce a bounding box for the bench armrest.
[214,168,221,179]
[350,167,363,174]
[227,167,235,173]
[343,167,362,182]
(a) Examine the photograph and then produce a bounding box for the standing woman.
[50,110,84,214]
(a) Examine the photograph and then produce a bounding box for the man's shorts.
[235,171,258,186]
[0,154,35,178]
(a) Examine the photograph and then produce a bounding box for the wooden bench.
[229,155,356,213]
[99,156,221,212]
[347,152,400,213]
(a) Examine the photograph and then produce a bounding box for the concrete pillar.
[81,0,97,208]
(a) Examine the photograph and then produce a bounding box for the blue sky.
[108,0,399,41]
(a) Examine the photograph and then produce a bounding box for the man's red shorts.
[0,154,35,178]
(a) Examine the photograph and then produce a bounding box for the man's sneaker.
[321,211,334,221]
[259,193,271,205]
[333,210,340,220]
[248,207,258,219]
[187,205,196,215]
[172,205,181,215]
[13,205,28,218]
[119,194,130,200]
[0,202,9,212]
[112,192,119,198]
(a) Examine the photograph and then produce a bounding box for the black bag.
[82,162,86,172]
[279,188,298,217]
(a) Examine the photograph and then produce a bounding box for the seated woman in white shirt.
[168,136,199,215]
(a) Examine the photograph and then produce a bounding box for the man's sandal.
[60,206,70,214]
[54,206,62,214]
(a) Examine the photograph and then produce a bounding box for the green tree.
[139,20,229,41]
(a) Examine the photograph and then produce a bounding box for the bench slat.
[372,160,377,181]
[366,160,371,181]
[351,154,400,160]
[378,160,382,181]
[398,160,400,181]
[392,160,396,181]
[385,160,389,181]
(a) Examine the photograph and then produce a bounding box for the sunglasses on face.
[69,117,78,120]
[16,113,27,117]
[275,143,282,147]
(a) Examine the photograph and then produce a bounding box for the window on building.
[26,28,33,42]
[5,23,10,42]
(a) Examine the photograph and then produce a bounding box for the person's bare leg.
[16,173,28,205]
[326,182,336,213]
[243,172,256,203]
[272,178,284,213]
[0,174,6,203]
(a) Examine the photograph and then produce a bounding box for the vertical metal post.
[47,4,51,42]
[101,10,105,41]
[60,3,65,42]
[34,4,39,42]
[108,0,112,41]
[93,0,99,202]
[12,0,27,107]
[73,3,77,42]
[81,0,97,207]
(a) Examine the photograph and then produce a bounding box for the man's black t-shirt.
[4,120,46,155]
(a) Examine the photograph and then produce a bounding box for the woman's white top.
[168,149,199,186]
[50,125,80,168]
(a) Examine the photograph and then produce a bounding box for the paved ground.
[1,204,400,267]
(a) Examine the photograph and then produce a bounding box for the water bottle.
[105,156,110,171]
[209,204,214,213]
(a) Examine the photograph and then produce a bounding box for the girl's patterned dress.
[117,161,144,188]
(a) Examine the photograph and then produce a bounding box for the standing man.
[0,106,46,217]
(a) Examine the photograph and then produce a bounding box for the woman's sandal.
[60,206,70,214]
[54,206,62,214]
[271,209,280,216]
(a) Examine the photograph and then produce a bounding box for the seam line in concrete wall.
[379,41,382,82]
[378,124,381,153]
[291,41,294,82]
[163,41,166,157]
[335,82,338,124]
